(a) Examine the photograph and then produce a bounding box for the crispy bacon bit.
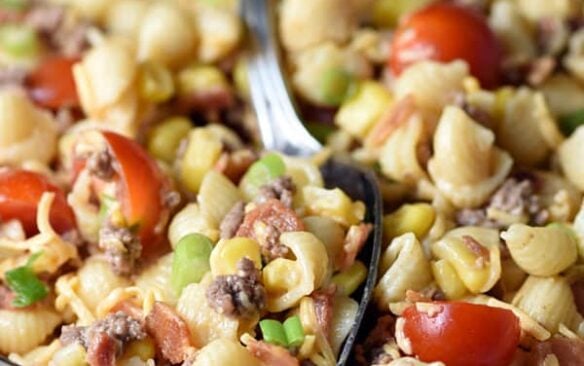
[246,338,299,366]
[528,336,584,366]
[340,223,372,270]
[236,199,304,262]
[462,235,490,268]
[528,57,556,86]
[405,290,432,304]
[86,332,117,366]
[145,302,192,364]
[0,286,15,310]
[312,286,336,337]
[214,149,257,183]
[365,95,416,147]
[353,315,397,366]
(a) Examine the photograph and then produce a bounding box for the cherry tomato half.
[0,169,76,236]
[102,131,167,255]
[389,2,503,88]
[402,302,520,366]
[27,56,79,109]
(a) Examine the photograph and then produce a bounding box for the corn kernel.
[138,61,175,103]
[432,237,493,294]
[302,186,365,226]
[210,237,262,276]
[383,203,435,241]
[177,64,230,97]
[147,117,191,162]
[431,259,467,300]
[180,127,223,193]
[121,338,156,362]
[335,81,392,140]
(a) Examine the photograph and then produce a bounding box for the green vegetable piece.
[5,252,48,308]
[559,109,584,136]
[283,315,304,348]
[0,24,39,59]
[239,153,285,201]
[0,0,27,11]
[305,122,336,144]
[260,319,288,347]
[98,194,117,220]
[320,68,354,106]
[171,233,213,295]
[331,260,368,296]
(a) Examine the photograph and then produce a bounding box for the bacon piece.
[0,286,16,310]
[339,223,372,270]
[364,95,416,147]
[528,336,584,366]
[214,149,257,184]
[145,302,192,364]
[246,338,299,366]
[86,332,116,366]
[312,286,336,337]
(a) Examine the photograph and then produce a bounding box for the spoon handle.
[243,0,321,156]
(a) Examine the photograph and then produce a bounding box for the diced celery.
[239,153,285,201]
[171,233,213,295]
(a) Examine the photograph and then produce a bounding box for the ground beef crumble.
[98,223,142,276]
[457,177,548,228]
[87,150,116,180]
[219,201,245,239]
[60,311,145,352]
[354,315,397,366]
[255,176,296,208]
[206,257,265,318]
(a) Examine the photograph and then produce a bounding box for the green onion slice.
[283,315,305,348]
[0,24,39,59]
[260,319,288,347]
[5,251,48,308]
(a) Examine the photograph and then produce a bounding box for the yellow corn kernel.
[383,203,435,241]
[138,60,175,103]
[233,56,249,99]
[51,343,88,366]
[431,259,467,300]
[335,81,392,140]
[372,0,432,28]
[177,64,230,97]
[432,237,496,294]
[180,127,223,193]
[494,87,513,121]
[210,237,262,276]
[302,186,365,226]
[147,116,191,162]
[119,338,156,364]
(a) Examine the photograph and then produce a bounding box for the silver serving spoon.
[242,0,382,364]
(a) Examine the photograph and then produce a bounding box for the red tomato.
[0,169,76,236]
[389,2,503,88]
[28,56,79,109]
[402,302,520,366]
[102,131,167,254]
